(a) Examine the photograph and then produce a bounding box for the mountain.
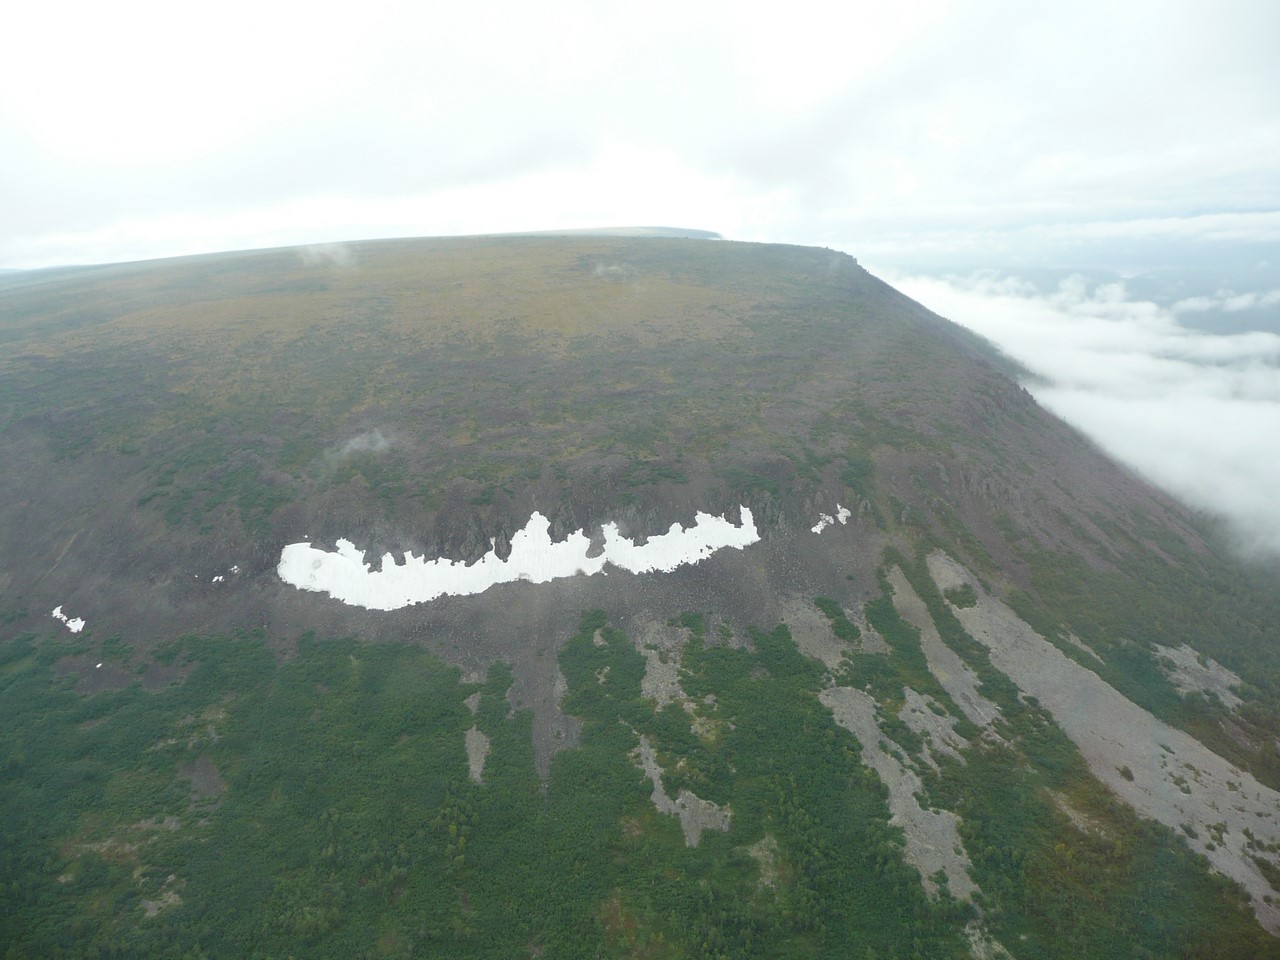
[3,235,1280,958]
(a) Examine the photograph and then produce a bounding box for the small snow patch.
[51,606,85,634]
[812,504,851,534]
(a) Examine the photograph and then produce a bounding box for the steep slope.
[2,236,1279,958]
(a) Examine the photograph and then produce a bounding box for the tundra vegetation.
[2,237,1280,957]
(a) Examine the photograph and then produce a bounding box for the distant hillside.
[492,225,724,239]
[3,236,1279,958]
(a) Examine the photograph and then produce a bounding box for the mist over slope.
[881,266,1280,557]
[3,236,1280,958]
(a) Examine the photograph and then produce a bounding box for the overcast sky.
[2,0,1277,269]
[4,0,1277,555]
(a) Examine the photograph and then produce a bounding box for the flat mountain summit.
[3,236,1280,958]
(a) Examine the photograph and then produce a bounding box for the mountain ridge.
[1,236,1206,681]
[3,235,1280,957]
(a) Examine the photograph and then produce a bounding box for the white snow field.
[278,506,759,611]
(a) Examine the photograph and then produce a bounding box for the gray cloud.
[880,267,1280,557]
[2,3,1277,268]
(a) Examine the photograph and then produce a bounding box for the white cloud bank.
[1174,288,1280,316]
[2,3,1276,269]
[279,506,759,611]
[881,269,1280,556]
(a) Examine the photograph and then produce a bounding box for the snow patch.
[811,504,851,534]
[278,506,759,611]
[51,605,86,634]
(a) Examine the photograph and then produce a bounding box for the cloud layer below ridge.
[880,268,1280,556]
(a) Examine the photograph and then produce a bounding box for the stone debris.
[465,726,491,784]
[142,877,182,918]
[966,920,1015,959]
[632,735,730,847]
[820,685,978,901]
[929,550,1280,933]
[888,568,1001,730]
[900,688,968,766]
[746,833,780,888]
[1156,643,1243,709]
[784,597,855,672]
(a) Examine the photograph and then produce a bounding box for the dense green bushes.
[3,598,1278,958]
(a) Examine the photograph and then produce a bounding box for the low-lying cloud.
[879,268,1280,557]
[329,428,393,461]
[1173,289,1280,316]
[299,242,355,267]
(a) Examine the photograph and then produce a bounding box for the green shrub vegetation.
[3,592,1278,958]
[813,597,860,642]
[941,583,976,609]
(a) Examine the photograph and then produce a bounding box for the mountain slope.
[2,236,1279,958]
